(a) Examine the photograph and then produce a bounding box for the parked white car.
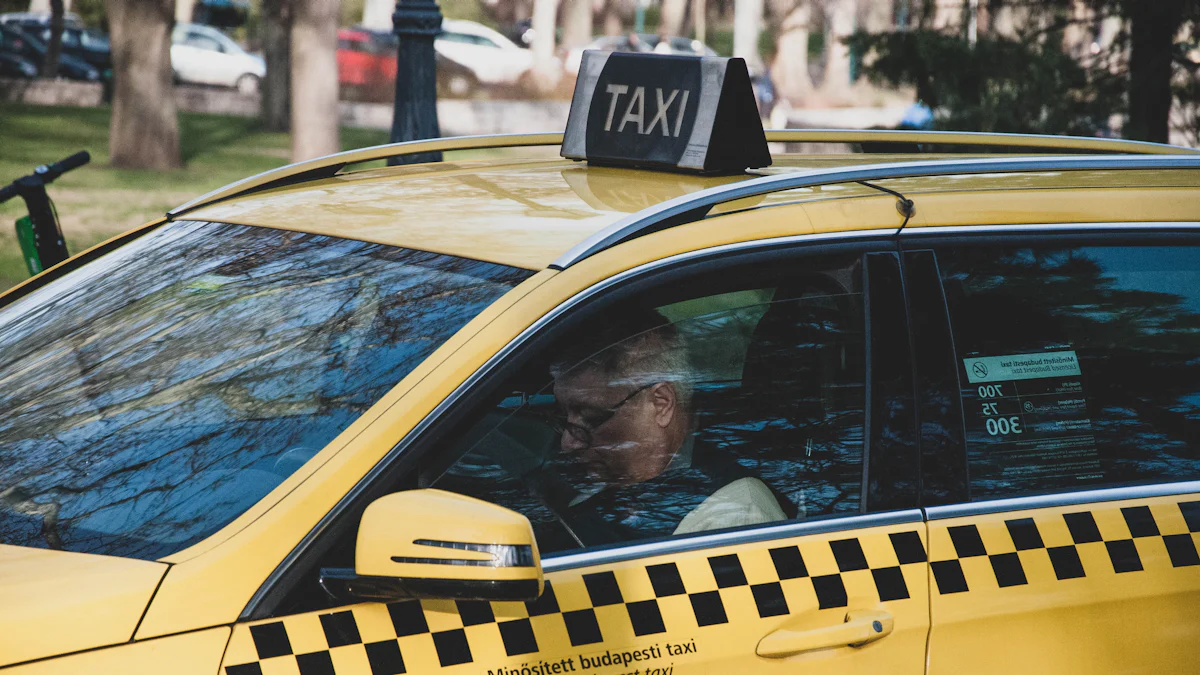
[435,19,532,86]
[171,23,265,94]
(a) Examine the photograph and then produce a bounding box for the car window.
[440,31,495,47]
[80,30,107,50]
[185,32,222,52]
[422,254,867,554]
[0,221,532,560]
[437,31,474,45]
[933,242,1200,500]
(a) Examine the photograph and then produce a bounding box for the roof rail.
[169,129,1196,216]
[550,154,1200,270]
[765,129,1200,155]
[169,133,565,217]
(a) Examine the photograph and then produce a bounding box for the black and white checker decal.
[224,530,926,675]
[931,500,1200,595]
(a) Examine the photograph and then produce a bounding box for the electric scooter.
[0,151,90,275]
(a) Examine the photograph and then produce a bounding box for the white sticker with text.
[964,350,1082,384]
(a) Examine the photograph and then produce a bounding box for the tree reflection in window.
[0,221,531,560]
[939,245,1200,499]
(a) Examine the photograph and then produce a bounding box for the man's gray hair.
[551,318,694,410]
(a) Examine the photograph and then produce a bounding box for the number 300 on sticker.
[986,416,1023,436]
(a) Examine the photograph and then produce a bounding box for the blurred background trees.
[850,0,1200,142]
[4,0,1200,157]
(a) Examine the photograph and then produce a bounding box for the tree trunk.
[1125,0,1185,143]
[262,0,292,132]
[291,0,340,162]
[772,0,811,104]
[659,0,687,38]
[991,3,1016,37]
[732,0,763,70]
[531,0,559,65]
[857,0,889,33]
[106,0,181,169]
[175,0,195,22]
[529,0,561,89]
[562,0,593,50]
[27,0,72,12]
[602,0,623,35]
[361,0,393,30]
[819,0,854,99]
[41,0,64,78]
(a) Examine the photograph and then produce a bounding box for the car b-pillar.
[390,0,443,165]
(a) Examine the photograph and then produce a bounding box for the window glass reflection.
[428,259,865,554]
[0,221,531,560]
[938,244,1200,499]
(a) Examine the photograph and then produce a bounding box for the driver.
[550,309,788,537]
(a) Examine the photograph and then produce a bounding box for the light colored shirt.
[673,476,789,535]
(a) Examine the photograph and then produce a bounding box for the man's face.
[552,366,680,485]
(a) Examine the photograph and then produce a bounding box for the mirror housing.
[320,489,543,603]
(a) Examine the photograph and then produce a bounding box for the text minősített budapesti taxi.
[2,51,1200,675]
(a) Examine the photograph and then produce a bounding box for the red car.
[336,27,396,91]
[337,25,480,100]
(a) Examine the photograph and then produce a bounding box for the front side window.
[186,33,222,52]
[935,242,1200,500]
[0,221,532,559]
[424,254,867,554]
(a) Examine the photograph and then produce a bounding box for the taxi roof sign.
[561,51,772,174]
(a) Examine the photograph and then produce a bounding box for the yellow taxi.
[3,52,1200,675]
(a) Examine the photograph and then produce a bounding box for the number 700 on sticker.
[976,384,1023,436]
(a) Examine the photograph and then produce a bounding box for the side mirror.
[320,489,543,603]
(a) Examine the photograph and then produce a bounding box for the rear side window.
[935,243,1200,500]
[0,221,531,559]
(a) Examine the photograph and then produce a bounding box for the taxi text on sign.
[561,51,771,174]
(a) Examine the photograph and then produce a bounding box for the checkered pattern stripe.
[930,499,1200,595]
[222,528,926,675]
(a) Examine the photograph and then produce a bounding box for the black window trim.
[901,222,1200,518]
[242,228,915,619]
[544,509,924,572]
[899,221,1200,240]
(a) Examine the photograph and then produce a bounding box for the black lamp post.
[390,0,443,165]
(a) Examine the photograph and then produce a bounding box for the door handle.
[756,609,894,658]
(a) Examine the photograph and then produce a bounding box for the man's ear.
[650,382,677,427]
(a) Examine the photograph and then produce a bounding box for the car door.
[217,241,930,675]
[434,32,488,83]
[901,229,1200,674]
[209,32,251,87]
[172,30,220,84]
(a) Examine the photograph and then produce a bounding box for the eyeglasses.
[550,383,654,447]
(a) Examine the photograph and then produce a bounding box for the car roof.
[177,131,1200,271]
[185,158,740,269]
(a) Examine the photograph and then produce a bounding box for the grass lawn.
[0,102,393,290]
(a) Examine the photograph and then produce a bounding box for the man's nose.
[561,427,587,453]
